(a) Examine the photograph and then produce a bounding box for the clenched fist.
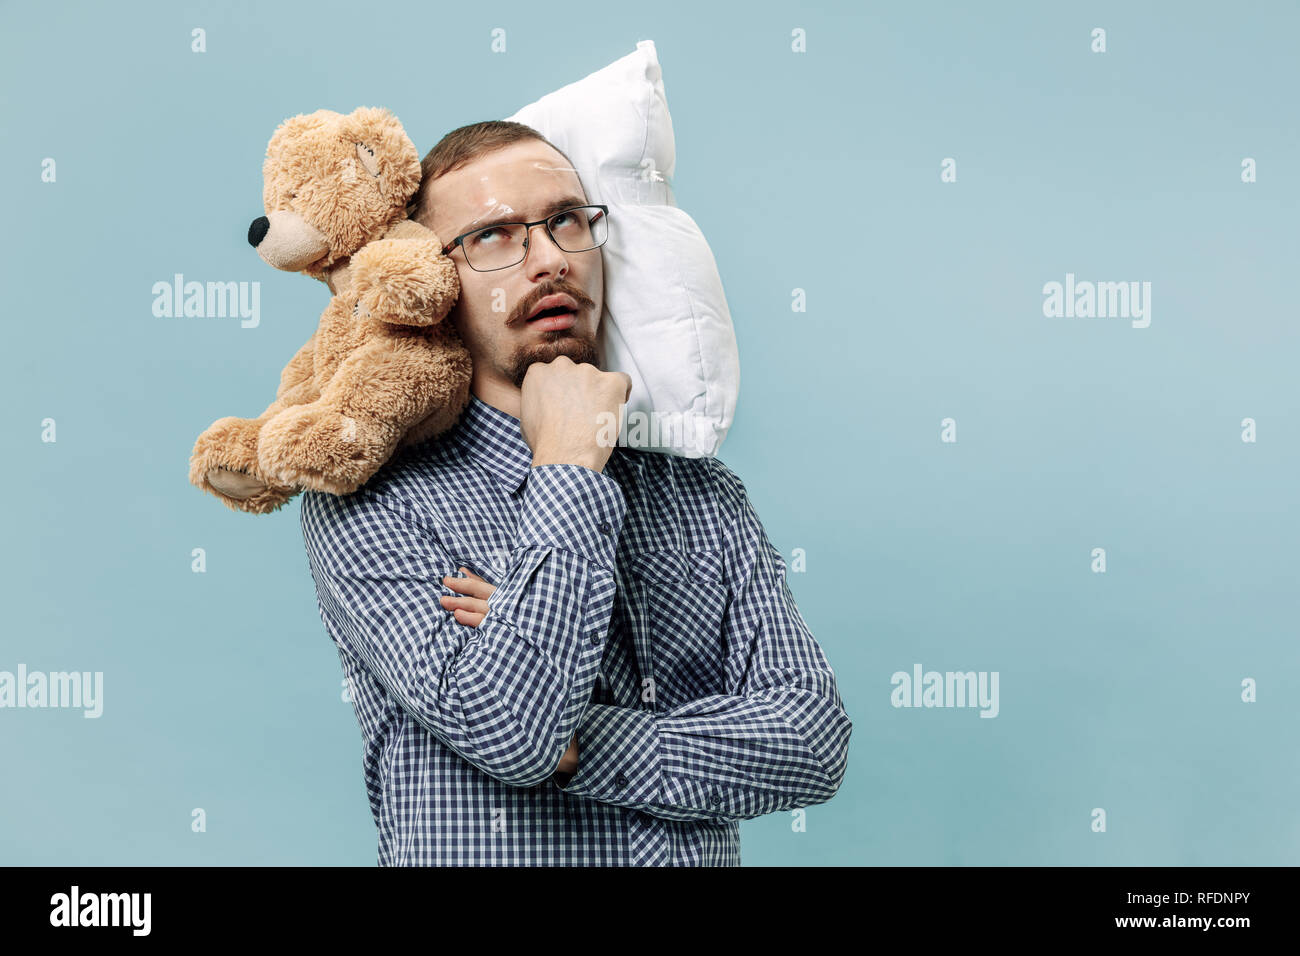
[520,355,632,473]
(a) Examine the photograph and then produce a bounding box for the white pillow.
[506,40,739,457]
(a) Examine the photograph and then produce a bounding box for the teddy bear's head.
[248,106,422,280]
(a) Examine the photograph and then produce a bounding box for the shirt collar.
[447,393,644,495]
[449,395,534,495]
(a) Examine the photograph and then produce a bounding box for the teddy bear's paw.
[191,416,261,464]
[201,467,298,515]
[355,283,438,328]
[207,467,269,500]
[258,405,391,495]
[191,417,298,513]
[350,239,458,327]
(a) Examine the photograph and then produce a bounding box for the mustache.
[509,283,597,327]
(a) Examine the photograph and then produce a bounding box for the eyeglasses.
[440,204,609,272]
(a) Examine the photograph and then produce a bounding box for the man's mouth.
[525,294,581,331]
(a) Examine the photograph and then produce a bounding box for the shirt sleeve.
[555,459,853,823]
[300,464,624,789]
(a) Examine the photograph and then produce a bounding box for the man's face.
[423,140,604,393]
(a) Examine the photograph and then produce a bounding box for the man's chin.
[508,332,600,387]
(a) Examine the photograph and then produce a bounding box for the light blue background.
[2,0,1296,866]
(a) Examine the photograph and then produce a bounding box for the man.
[299,120,852,866]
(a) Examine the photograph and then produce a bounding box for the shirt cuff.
[516,464,626,569]
[557,703,662,805]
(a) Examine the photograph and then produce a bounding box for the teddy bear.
[189,107,472,514]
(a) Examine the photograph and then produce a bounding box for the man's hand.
[521,355,632,473]
[441,567,579,777]
[439,567,494,627]
[557,734,578,775]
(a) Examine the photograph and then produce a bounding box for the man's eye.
[471,227,504,245]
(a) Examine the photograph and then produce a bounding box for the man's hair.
[407,120,579,229]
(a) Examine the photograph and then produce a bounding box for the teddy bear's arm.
[275,332,319,405]
[349,232,459,329]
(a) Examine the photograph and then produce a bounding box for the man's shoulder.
[617,444,720,475]
[299,438,466,538]
[614,447,746,509]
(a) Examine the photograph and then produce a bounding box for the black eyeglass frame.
[439,204,610,272]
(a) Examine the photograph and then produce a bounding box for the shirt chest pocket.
[625,548,731,704]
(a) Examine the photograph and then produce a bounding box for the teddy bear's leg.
[189,336,320,514]
[276,331,320,405]
[256,334,470,495]
[190,412,299,514]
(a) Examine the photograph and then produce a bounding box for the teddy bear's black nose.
[247,216,270,247]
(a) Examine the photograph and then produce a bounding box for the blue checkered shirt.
[300,395,852,865]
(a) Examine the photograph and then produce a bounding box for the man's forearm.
[554,688,851,822]
[555,456,854,820]
[306,465,625,788]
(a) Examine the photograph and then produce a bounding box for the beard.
[506,329,600,388]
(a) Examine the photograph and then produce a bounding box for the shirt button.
[615,773,629,788]
[597,520,611,536]
[709,790,722,806]
[590,631,604,645]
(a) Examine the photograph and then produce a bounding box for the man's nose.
[523,222,567,274]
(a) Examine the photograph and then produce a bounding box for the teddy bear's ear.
[356,142,381,177]
[266,110,337,157]
[343,107,422,207]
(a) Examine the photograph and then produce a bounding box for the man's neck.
[472,377,522,421]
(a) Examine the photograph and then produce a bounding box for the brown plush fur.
[189,108,472,514]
